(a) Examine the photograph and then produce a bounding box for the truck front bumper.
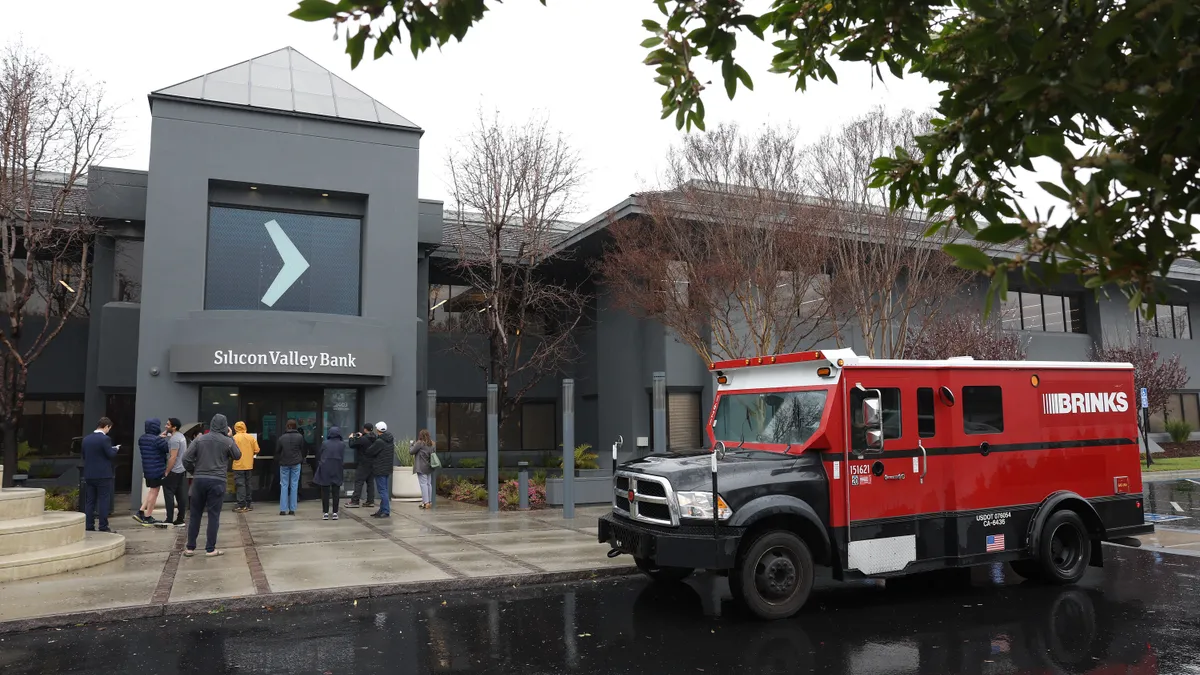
[598,513,743,570]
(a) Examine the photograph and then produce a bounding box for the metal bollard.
[518,461,529,510]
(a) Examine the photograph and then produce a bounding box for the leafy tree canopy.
[290,0,1200,314]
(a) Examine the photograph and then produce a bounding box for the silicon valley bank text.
[212,350,358,369]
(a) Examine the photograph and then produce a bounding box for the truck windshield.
[713,390,828,447]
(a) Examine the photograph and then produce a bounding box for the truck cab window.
[917,387,935,438]
[712,390,828,447]
[850,387,902,450]
[963,386,1004,434]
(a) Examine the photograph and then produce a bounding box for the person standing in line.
[183,414,240,557]
[411,429,435,510]
[231,421,261,513]
[81,417,118,533]
[276,419,305,516]
[162,418,189,528]
[313,426,346,520]
[134,418,169,526]
[369,421,394,518]
[346,423,376,509]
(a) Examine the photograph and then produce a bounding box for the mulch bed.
[1158,442,1200,458]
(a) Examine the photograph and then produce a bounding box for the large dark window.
[435,400,557,451]
[1000,292,1084,333]
[917,388,936,438]
[20,399,85,459]
[963,386,1004,434]
[205,206,361,315]
[714,390,829,446]
[1149,392,1200,433]
[113,238,143,302]
[1138,304,1192,340]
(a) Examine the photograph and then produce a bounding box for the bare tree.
[806,107,969,358]
[906,298,1029,361]
[444,110,588,431]
[0,43,115,485]
[601,124,840,367]
[1091,333,1189,466]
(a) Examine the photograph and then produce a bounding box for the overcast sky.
[4,0,1010,223]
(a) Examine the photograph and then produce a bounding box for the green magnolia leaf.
[346,25,369,69]
[641,36,664,48]
[289,0,340,22]
[1037,181,1072,201]
[997,74,1042,102]
[974,222,1027,244]
[944,244,994,272]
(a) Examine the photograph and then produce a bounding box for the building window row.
[434,400,557,452]
[1149,392,1200,434]
[1137,304,1192,340]
[1000,292,1085,333]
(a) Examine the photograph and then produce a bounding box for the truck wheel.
[1035,510,1091,584]
[730,531,813,620]
[634,557,694,583]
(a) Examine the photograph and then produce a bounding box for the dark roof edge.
[147,92,425,135]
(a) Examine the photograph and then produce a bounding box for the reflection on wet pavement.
[1,545,1197,674]
[1145,479,1200,531]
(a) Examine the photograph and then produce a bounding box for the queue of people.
[78,414,431,552]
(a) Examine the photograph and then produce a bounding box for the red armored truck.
[599,349,1153,619]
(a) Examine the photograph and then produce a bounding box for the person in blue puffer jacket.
[135,418,170,527]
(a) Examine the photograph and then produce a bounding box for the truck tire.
[1033,509,1092,585]
[634,557,694,583]
[730,530,814,620]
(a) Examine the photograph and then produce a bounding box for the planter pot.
[392,466,421,501]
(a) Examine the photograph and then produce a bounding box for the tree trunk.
[2,421,16,487]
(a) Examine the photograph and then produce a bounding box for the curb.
[0,564,639,635]
[1141,470,1200,482]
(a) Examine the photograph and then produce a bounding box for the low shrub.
[457,458,485,469]
[1166,419,1194,444]
[441,474,547,510]
[555,443,599,471]
[45,488,79,511]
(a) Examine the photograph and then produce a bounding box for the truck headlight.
[676,491,731,520]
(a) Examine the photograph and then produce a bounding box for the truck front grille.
[613,471,678,527]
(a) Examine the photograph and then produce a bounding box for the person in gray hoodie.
[182,414,241,557]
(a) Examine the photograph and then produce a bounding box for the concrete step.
[0,488,46,521]
[0,511,85,556]
[0,531,125,583]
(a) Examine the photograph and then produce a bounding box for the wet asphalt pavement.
[1145,478,1200,532]
[2,542,1198,675]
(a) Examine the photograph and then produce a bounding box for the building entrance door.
[240,387,322,503]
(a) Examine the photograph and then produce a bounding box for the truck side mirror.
[861,397,884,451]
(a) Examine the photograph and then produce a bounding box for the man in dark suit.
[81,417,118,532]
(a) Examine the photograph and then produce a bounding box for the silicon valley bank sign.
[170,345,391,377]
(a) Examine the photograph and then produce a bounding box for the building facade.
[13,47,1200,497]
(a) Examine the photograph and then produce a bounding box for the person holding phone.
[81,417,118,532]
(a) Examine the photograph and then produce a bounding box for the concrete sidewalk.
[0,500,631,631]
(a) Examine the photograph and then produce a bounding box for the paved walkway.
[0,500,630,630]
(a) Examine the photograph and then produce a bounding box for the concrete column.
[487,384,498,513]
[652,371,667,454]
[562,378,575,519]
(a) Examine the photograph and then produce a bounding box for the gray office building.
[13,48,1200,499]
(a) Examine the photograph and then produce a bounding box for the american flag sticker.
[986,534,1005,552]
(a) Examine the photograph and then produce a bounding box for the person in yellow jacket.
[232,422,261,513]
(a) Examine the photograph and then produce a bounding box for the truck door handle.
[918,440,928,485]
[979,441,990,457]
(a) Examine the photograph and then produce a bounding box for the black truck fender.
[1027,490,1106,567]
[727,495,832,566]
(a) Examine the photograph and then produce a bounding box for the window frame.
[917,387,936,438]
[1000,291,1085,334]
[1137,303,1192,340]
[849,387,902,451]
[962,386,1005,435]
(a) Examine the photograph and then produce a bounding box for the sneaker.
[141,516,159,527]
[247,505,253,511]
[173,520,186,528]
[346,501,361,509]
[377,513,390,518]
[363,502,376,509]
[369,511,381,518]
[280,511,287,516]
[332,513,339,521]
[99,527,113,533]
[288,511,296,516]
[322,513,330,520]
[132,513,145,524]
